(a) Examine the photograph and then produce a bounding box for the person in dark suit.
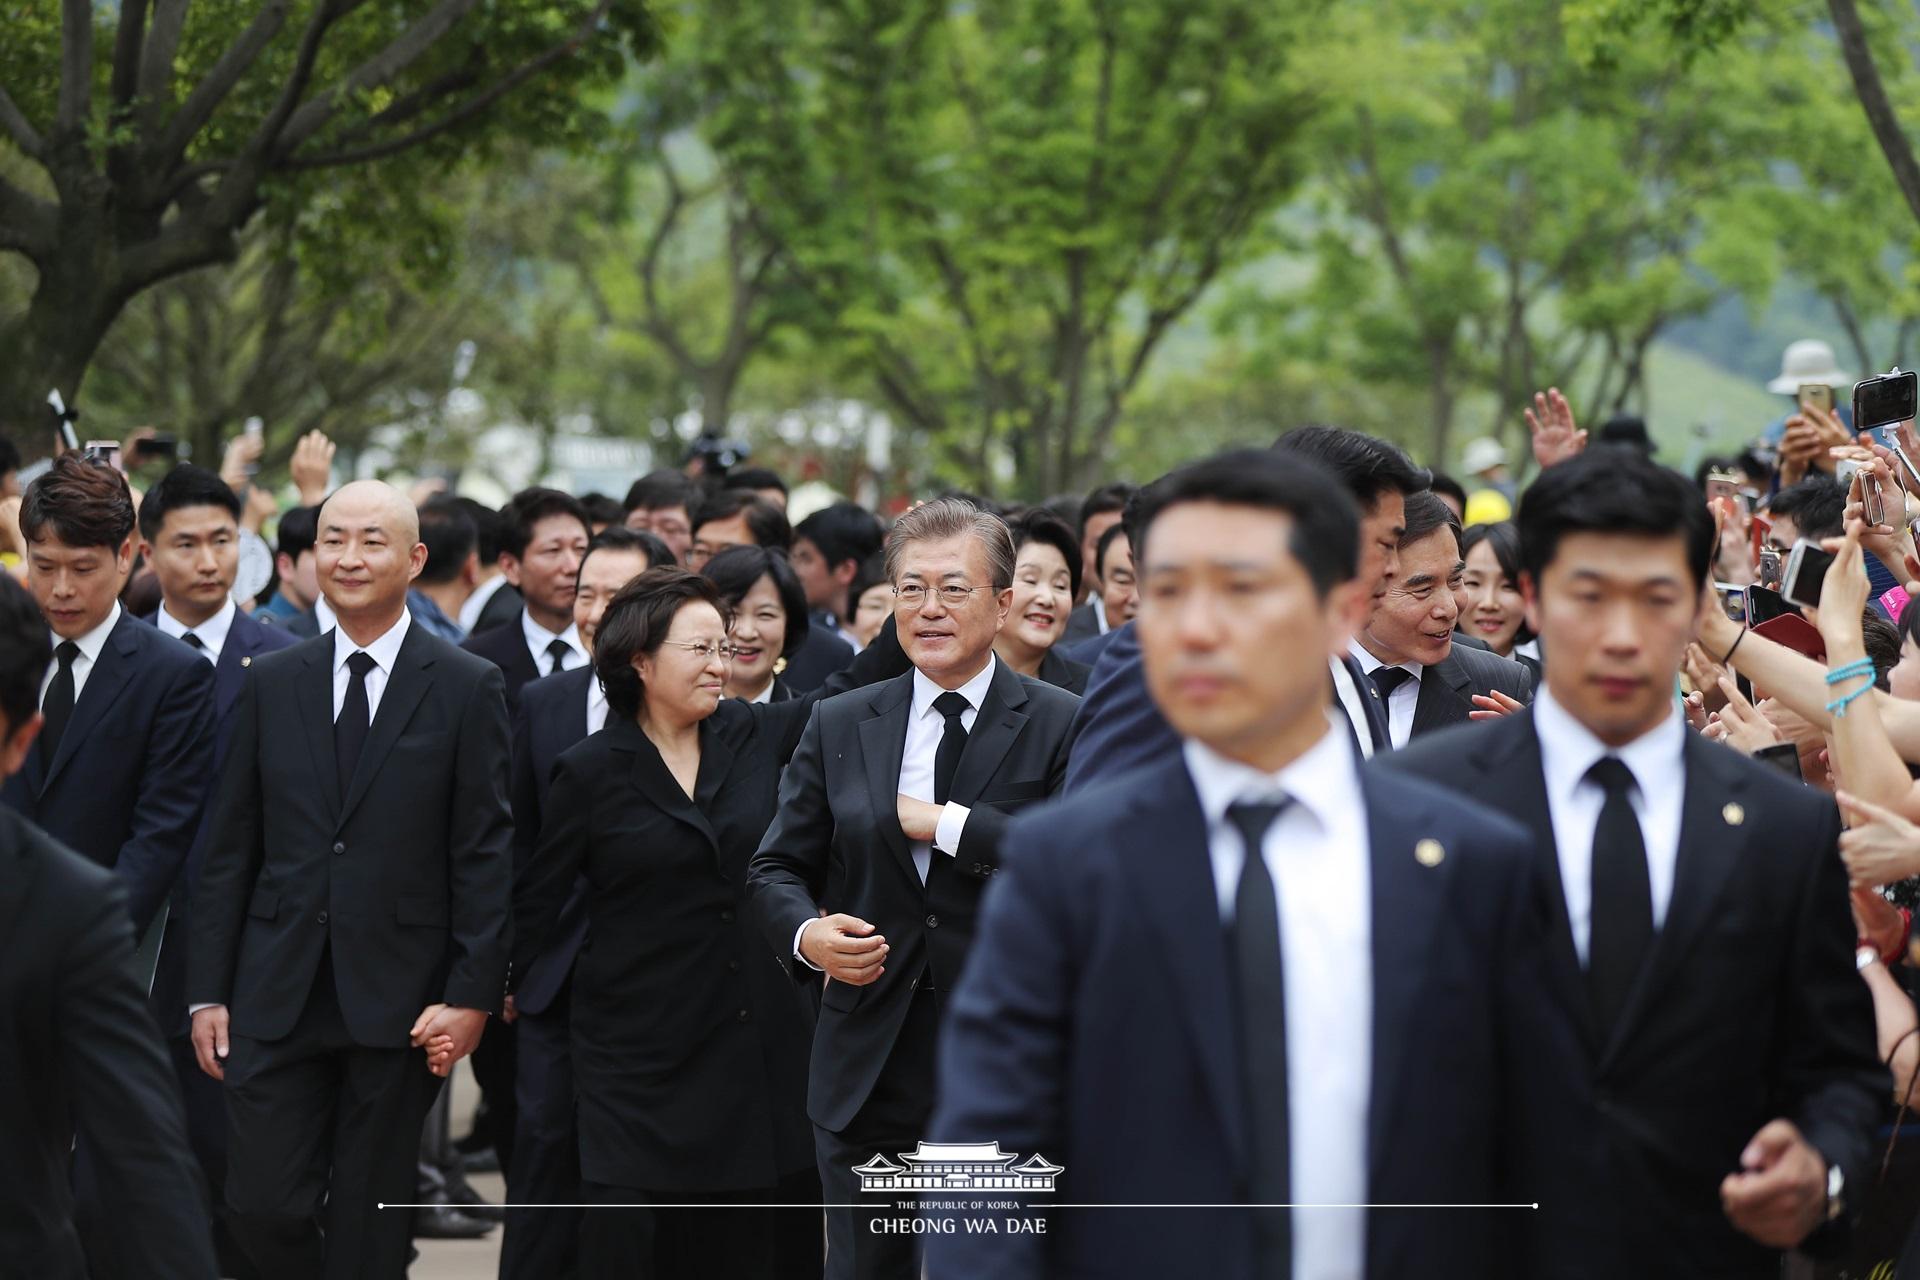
[188,480,514,1280]
[993,510,1091,697]
[792,503,886,649]
[500,525,669,1280]
[925,450,1565,1280]
[3,454,217,942]
[1062,523,1137,664]
[1386,447,1887,1278]
[1060,481,1135,646]
[463,487,593,712]
[1063,427,1430,788]
[0,571,219,1280]
[748,497,1081,1280]
[514,568,913,1279]
[135,464,299,1277]
[1351,492,1533,748]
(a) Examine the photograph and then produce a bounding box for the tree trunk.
[0,268,124,456]
[1425,343,1457,470]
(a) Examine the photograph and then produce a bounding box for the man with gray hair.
[749,497,1081,1280]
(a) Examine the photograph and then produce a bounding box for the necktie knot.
[181,632,204,651]
[1587,756,1636,797]
[1227,798,1291,854]
[546,638,574,674]
[346,651,377,679]
[933,690,970,722]
[54,640,78,669]
[1369,666,1415,700]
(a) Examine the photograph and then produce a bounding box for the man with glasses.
[748,497,1081,1280]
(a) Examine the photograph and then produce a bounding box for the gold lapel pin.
[1722,802,1744,827]
[1415,839,1445,867]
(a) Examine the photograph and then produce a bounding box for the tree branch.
[273,0,484,157]
[136,0,192,113]
[155,0,298,165]
[112,0,153,114]
[0,84,44,156]
[1829,0,1920,228]
[0,174,59,258]
[58,0,93,131]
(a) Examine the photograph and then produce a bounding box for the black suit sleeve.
[1778,799,1888,1206]
[757,615,912,762]
[507,693,541,880]
[951,718,1071,872]
[64,875,219,1276]
[511,754,592,986]
[747,704,838,984]
[120,653,217,930]
[442,664,513,1013]
[186,672,266,1007]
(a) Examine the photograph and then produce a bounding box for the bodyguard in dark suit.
[188,481,514,1280]
[136,464,298,1277]
[1063,427,1429,789]
[1349,492,1533,749]
[0,574,217,1280]
[748,498,1080,1280]
[926,451,1565,1280]
[1386,448,1886,1278]
[4,454,216,938]
[500,526,665,1280]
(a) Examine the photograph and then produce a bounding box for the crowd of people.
[12,334,1920,1280]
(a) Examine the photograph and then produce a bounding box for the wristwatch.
[1857,945,1881,972]
[1826,1163,1847,1223]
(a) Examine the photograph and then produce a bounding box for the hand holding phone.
[1799,383,1835,416]
[1782,539,1836,609]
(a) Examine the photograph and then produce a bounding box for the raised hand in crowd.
[289,429,336,506]
[1683,641,1732,715]
[1705,675,1785,754]
[1839,453,1915,583]
[1778,415,1827,488]
[1836,789,1920,890]
[1711,495,1757,586]
[1524,386,1585,469]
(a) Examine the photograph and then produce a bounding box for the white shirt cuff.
[187,1003,219,1016]
[793,919,824,971]
[933,802,970,856]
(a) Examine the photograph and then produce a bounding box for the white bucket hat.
[1766,339,1852,394]
[1460,437,1507,476]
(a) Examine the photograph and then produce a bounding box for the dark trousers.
[222,957,443,1280]
[468,1007,518,1172]
[815,985,940,1280]
[502,981,581,1280]
[579,1167,820,1280]
[168,1033,261,1279]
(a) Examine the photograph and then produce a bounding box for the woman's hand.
[1804,402,1854,468]
[1713,497,1756,586]
[1684,643,1732,713]
[1709,676,1785,753]
[1843,456,1913,578]
[1526,388,1586,469]
[1838,789,1920,889]
[1815,523,1871,650]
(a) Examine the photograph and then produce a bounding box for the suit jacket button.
[729,959,741,972]
[925,914,939,929]
[316,911,329,925]
[737,1008,750,1022]
[720,909,734,923]
[332,842,345,856]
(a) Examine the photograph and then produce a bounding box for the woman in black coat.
[511,568,908,1279]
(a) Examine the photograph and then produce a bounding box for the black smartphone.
[134,434,178,460]
[1744,584,1794,626]
[1854,368,1919,432]
[1751,741,1804,780]
[1782,539,1836,609]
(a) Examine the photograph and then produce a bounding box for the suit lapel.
[1598,733,1742,1071]
[1409,651,1472,738]
[338,627,435,825]
[41,615,140,792]
[948,661,1031,805]
[616,721,723,864]
[215,613,265,720]
[857,674,919,886]
[296,641,344,820]
[1123,756,1248,1175]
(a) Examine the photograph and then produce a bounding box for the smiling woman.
[994,511,1090,695]
[700,545,811,703]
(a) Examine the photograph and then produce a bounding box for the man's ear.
[1520,571,1542,637]
[832,559,858,589]
[0,711,41,781]
[1325,579,1363,658]
[500,553,524,588]
[117,533,137,574]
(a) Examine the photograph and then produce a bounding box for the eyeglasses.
[893,584,998,608]
[661,640,740,662]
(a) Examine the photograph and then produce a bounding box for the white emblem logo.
[854,1141,1064,1192]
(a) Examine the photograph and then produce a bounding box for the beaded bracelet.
[1827,657,1877,686]
[1827,676,1877,718]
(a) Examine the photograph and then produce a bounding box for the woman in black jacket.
[512,568,908,1279]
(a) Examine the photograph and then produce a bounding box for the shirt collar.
[158,597,235,653]
[56,602,121,663]
[521,608,584,660]
[458,574,508,631]
[1182,712,1356,837]
[1533,682,1684,798]
[1349,638,1421,680]
[912,652,999,721]
[587,671,608,715]
[332,608,411,675]
[748,679,776,705]
[313,596,338,633]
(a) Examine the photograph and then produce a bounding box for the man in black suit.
[793,502,886,649]
[500,525,667,1280]
[1387,447,1887,1277]
[925,450,1564,1280]
[1351,491,1532,748]
[3,454,216,942]
[748,498,1080,1280]
[188,480,514,1280]
[137,463,299,1276]
[463,487,592,711]
[0,572,218,1280]
[1061,481,1134,645]
[1063,427,1427,789]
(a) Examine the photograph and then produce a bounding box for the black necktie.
[1227,798,1293,1280]
[1368,665,1414,701]
[336,651,376,790]
[932,691,971,805]
[182,632,204,652]
[40,641,79,761]
[546,638,573,676]
[1587,757,1654,1037]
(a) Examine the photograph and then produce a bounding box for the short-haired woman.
[700,545,809,704]
[993,510,1091,695]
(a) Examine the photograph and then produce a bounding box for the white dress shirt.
[312,596,338,635]
[522,610,588,678]
[1091,594,1111,636]
[1533,685,1687,965]
[156,597,235,665]
[42,603,121,707]
[793,656,994,968]
[331,609,412,722]
[586,673,609,737]
[1328,656,1375,761]
[747,680,776,706]
[458,573,510,635]
[1349,641,1422,751]
[1185,720,1372,1280]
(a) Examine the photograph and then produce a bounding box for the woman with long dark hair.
[1458,521,1540,677]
